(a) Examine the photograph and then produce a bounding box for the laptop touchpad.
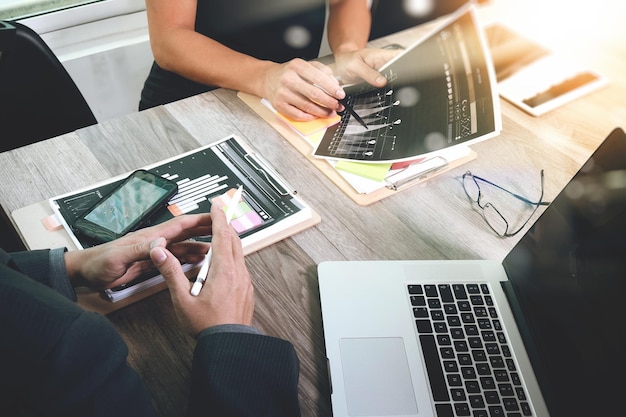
[339,338,418,416]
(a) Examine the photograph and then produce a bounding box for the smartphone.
[73,169,178,243]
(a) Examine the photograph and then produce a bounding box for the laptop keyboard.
[408,283,533,417]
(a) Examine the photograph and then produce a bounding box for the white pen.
[190,185,243,296]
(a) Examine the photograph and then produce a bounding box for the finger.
[150,246,191,298]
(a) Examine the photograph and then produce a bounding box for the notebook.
[318,127,626,417]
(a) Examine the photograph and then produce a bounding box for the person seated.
[0,202,301,417]
[139,0,396,121]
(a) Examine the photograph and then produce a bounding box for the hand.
[64,214,213,290]
[150,201,254,338]
[262,58,346,121]
[333,47,399,86]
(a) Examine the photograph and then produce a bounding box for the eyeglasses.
[462,170,550,237]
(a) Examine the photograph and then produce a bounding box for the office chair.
[0,20,97,153]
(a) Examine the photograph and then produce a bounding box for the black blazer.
[0,249,301,416]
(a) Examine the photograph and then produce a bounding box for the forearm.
[150,27,276,98]
[327,0,371,53]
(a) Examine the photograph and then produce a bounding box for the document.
[314,4,501,163]
[49,135,319,302]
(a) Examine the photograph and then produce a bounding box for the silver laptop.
[318,127,626,417]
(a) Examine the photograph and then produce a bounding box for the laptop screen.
[502,128,626,416]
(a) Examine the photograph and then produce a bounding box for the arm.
[328,0,399,86]
[150,202,302,416]
[327,0,371,54]
[145,0,344,121]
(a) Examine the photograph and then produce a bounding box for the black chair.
[0,20,97,250]
[0,20,97,153]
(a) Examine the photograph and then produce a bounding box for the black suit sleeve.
[189,331,302,417]
[0,254,156,417]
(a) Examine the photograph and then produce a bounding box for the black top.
[139,0,326,110]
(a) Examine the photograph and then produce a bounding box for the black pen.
[313,84,368,129]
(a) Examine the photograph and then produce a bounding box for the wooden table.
[1,1,624,415]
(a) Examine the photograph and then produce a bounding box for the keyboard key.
[504,397,520,411]
[484,390,500,405]
[498,383,514,397]
[439,284,454,302]
[480,284,490,294]
[470,295,485,305]
[465,380,480,393]
[472,349,487,362]
[431,309,444,321]
[451,328,465,339]
[451,389,466,401]
[469,394,485,408]
[410,295,426,306]
[424,284,438,297]
[485,343,500,355]
[444,304,458,314]
[461,313,475,323]
[467,284,480,294]
[419,335,449,401]
[435,403,454,417]
[488,405,505,416]
[444,361,459,373]
[447,373,462,386]
[434,322,448,333]
[494,369,509,382]
[453,284,468,299]
[415,320,433,333]
[408,284,423,294]
[480,377,495,390]
[440,347,455,359]
[489,356,505,369]
[476,362,491,375]
[474,307,488,317]
[447,315,462,327]
[511,373,521,385]
[506,359,517,372]
[454,340,469,352]
[465,325,479,336]
[428,299,442,309]
[458,353,472,366]
[521,401,532,416]
[468,337,483,349]
[413,307,428,318]
[458,300,472,311]
[461,366,476,379]
[454,402,471,416]
[437,334,451,345]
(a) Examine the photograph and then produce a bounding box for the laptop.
[318,127,626,417]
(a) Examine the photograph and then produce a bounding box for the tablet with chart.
[50,135,319,302]
[314,4,501,163]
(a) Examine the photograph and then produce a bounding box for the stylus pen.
[313,84,368,129]
[190,185,243,296]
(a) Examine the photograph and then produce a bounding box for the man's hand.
[64,214,213,290]
[150,201,254,337]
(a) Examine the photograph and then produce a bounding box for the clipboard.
[12,134,320,314]
[238,92,477,206]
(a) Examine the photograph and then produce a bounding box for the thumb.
[150,246,190,297]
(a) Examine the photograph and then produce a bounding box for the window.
[0,0,145,33]
[1,0,99,20]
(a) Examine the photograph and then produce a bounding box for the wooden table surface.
[1,1,624,415]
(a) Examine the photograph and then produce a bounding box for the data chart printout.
[49,135,318,302]
[315,5,500,163]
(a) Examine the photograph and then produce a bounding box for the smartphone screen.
[74,170,178,243]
